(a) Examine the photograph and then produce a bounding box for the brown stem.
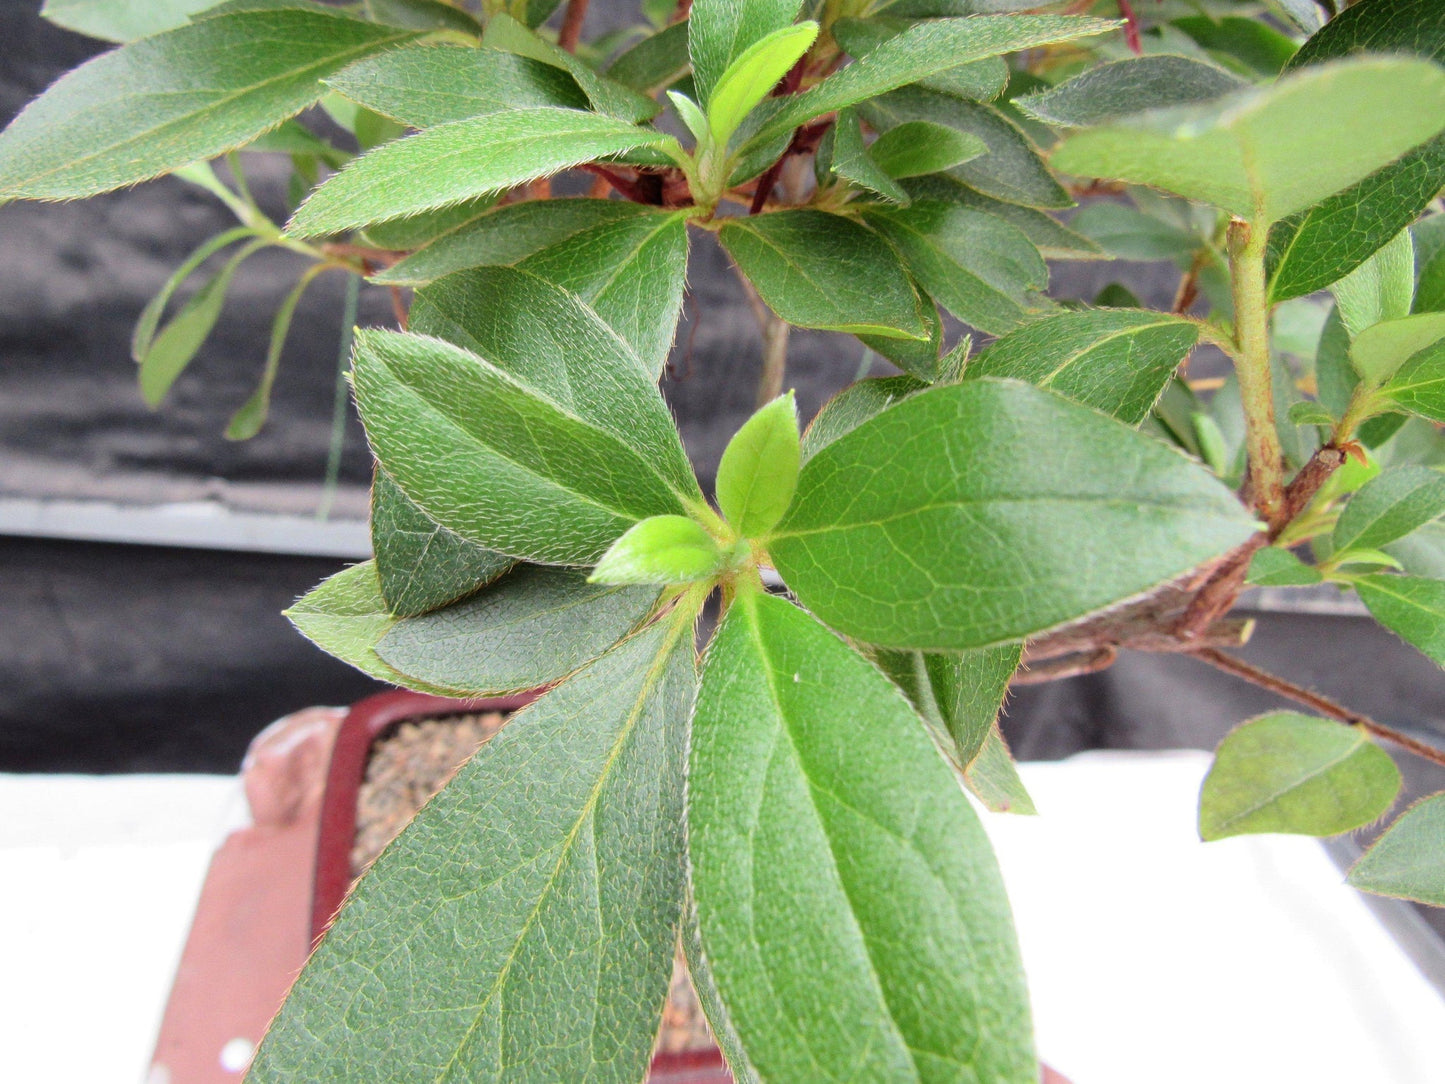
[1024,616,1253,666]
[1173,534,1267,641]
[1274,445,1346,537]
[388,285,408,331]
[558,0,589,52]
[1013,648,1117,685]
[1192,648,1445,768]
[319,241,406,268]
[1171,252,1206,315]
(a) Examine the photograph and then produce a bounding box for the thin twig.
[558,0,589,52]
[388,285,408,331]
[1013,648,1117,685]
[1192,648,1445,768]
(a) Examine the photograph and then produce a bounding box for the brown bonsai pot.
[149,689,729,1083]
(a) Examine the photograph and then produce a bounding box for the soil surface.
[351,711,716,1056]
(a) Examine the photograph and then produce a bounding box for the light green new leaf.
[800,374,927,462]
[716,392,800,538]
[591,516,725,585]
[964,308,1198,425]
[1348,792,1445,907]
[708,22,818,149]
[1199,712,1400,841]
[1332,229,1415,342]
[1334,467,1445,557]
[251,618,695,1082]
[868,121,987,179]
[831,16,1008,102]
[689,591,1035,1084]
[965,725,1037,815]
[41,0,223,42]
[747,14,1113,147]
[351,330,694,565]
[863,203,1047,336]
[371,469,514,618]
[288,109,678,237]
[688,0,801,108]
[1380,338,1445,423]
[379,565,659,692]
[719,210,930,339]
[324,44,589,129]
[225,263,326,440]
[1352,313,1445,387]
[876,642,1021,769]
[771,379,1259,649]
[1246,546,1322,587]
[0,10,416,200]
[285,561,471,695]
[1355,572,1445,665]
[1051,58,1445,225]
[1288,401,1335,428]
[1016,55,1243,128]
[131,227,256,364]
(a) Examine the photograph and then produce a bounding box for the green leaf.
[351,329,695,564]
[357,197,501,252]
[287,108,678,237]
[1266,0,1445,303]
[1348,792,1445,907]
[608,21,691,93]
[716,392,801,538]
[1050,58,1445,225]
[1173,15,1298,77]
[718,210,930,339]
[1288,400,1335,428]
[745,14,1113,148]
[963,308,1198,425]
[1332,228,1415,341]
[130,227,257,364]
[965,725,1036,815]
[0,10,415,200]
[688,0,801,108]
[324,44,588,128]
[138,238,267,408]
[378,565,659,692]
[708,22,817,148]
[482,13,660,123]
[1354,572,1445,665]
[225,264,325,441]
[831,16,1009,102]
[876,642,1020,769]
[830,109,909,203]
[1199,712,1400,841]
[800,374,928,462]
[669,90,712,145]
[1333,466,1445,557]
[591,515,726,585]
[1068,201,1200,262]
[252,617,695,1082]
[1246,546,1322,587]
[1332,548,1403,572]
[371,469,514,618]
[901,174,1103,259]
[285,561,468,695]
[770,379,1259,650]
[689,591,1035,1084]
[868,120,986,179]
[862,203,1048,336]
[360,0,483,33]
[1016,55,1243,128]
[41,0,224,42]
[1352,313,1445,387]
[1380,338,1445,422]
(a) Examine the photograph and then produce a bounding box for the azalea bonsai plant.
[6,0,1445,1078]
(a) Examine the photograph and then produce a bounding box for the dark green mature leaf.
[378,565,658,691]
[1352,313,1445,387]
[965,725,1036,815]
[1068,201,1200,262]
[608,21,691,93]
[41,0,222,42]
[1267,0,1445,303]
[371,469,513,618]
[1173,15,1297,77]
[800,374,928,461]
[1199,712,1400,841]
[747,14,1113,147]
[716,392,800,538]
[1380,339,1445,422]
[1246,546,1322,587]
[877,642,1020,768]
[863,203,1047,335]
[869,121,986,179]
[1348,792,1445,906]
[591,515,726,584]
[831,16,1009,101]
[771,379,1258,650]
[324,44,588,128]
[964,309,1198,425]
[1355,572,1445,665]
[864,89,1071,209]
[0,10,415,199]
[1334,466,1445,556]
[1051,58,1445,226]
[357,197,500,252]
[857,294,948,382]
[361,0,484,33]
[252,617,695,1082]
[719,210,930,339]
[1016,55,1242,127]
[688,0,801,108]
[288,108,678,236]
[285,561,468,695]
[901,175,1103,259]
[831,109,909,203]
[689,591,1035,1084]
[351,330,696,564]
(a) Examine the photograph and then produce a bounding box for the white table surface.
[3,750,1442,1083]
